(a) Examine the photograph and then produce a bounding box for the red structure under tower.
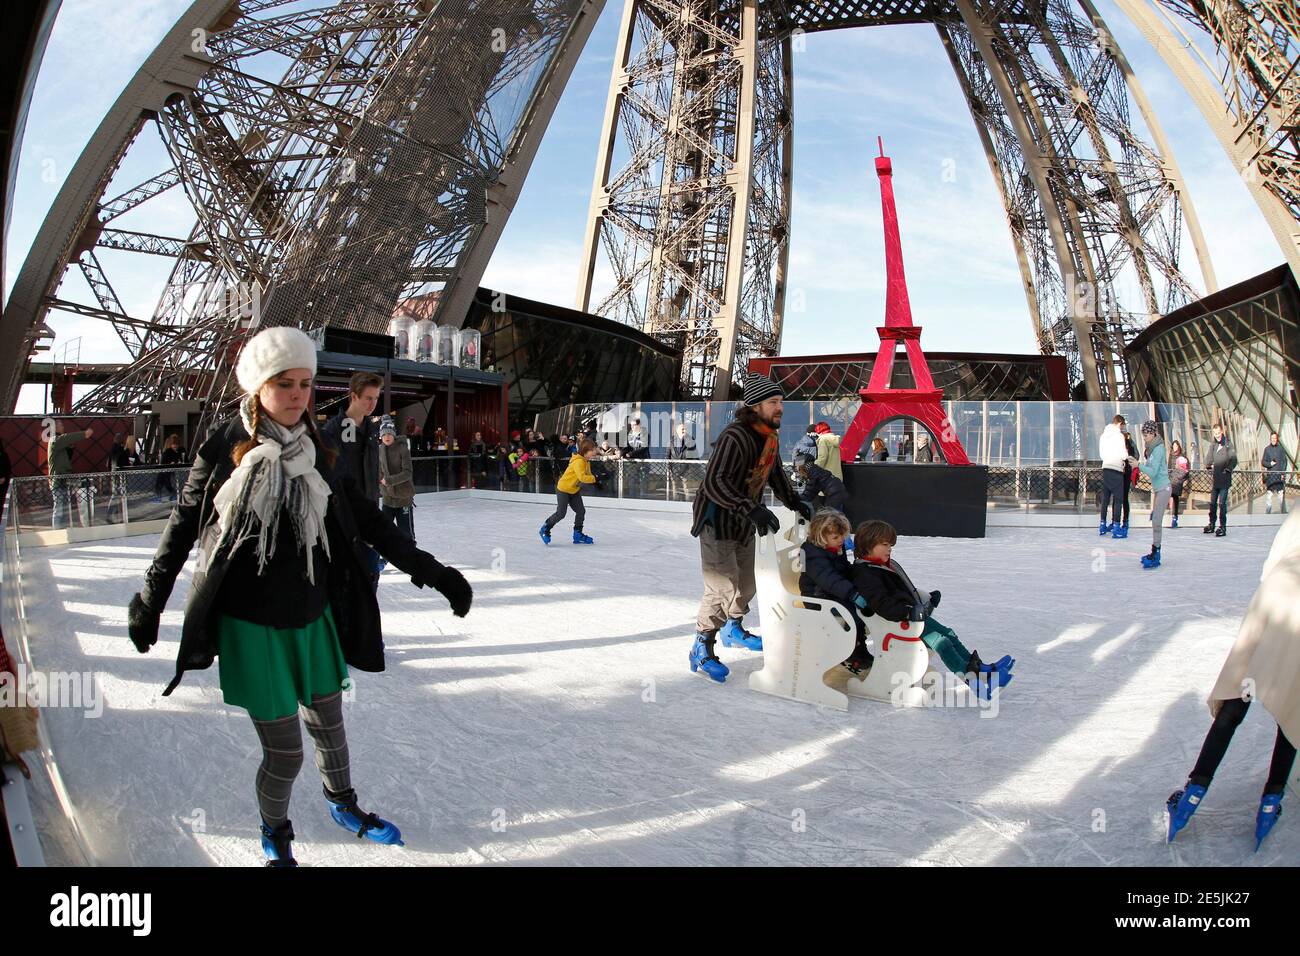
[839,139,971,467]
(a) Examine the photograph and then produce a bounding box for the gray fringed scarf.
[212,398,333,582]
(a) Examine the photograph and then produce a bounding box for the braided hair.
[232,393,338,468]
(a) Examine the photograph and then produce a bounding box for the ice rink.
[21,495,1299,866]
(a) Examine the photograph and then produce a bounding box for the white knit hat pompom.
[235,326,318,394]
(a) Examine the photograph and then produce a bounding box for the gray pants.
[696,526,756,633]
[251,690,351,828]
[1266,488,1286,514]
[1150,487,1171,547]
[544,490,585,532]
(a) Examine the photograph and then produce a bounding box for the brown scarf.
[746,421,779,501]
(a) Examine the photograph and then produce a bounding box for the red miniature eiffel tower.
[840,138,971,466]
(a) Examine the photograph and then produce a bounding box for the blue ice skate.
[719,617,762,651]
[260,819,297,867]
[538,524,551,545]
[1111,523,1129,539]
[327,788,405,846]
[970,655,1014,700]
[1165,784,1206,843]
[1171,515,1179,529]
[1141,546,1161,569]
[689,634,729,683]
[1099,521,1111,536]
[572,530,594,544]
[1256,794,1283,851]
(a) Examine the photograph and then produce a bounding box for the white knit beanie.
[235,326,318,394]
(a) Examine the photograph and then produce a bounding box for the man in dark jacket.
[1204,423,1238,536]
[321,371,383,581]
[688,374,814,683]
[1262,431,1288,515]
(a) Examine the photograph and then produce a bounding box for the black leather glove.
[747,504,780,536]
[795,499,816,521]
[127,592,160,653]
[929,589,941,609]
[909,600,930,623]
[411,552,473,617]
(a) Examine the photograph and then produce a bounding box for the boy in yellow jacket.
[540,437,601,544]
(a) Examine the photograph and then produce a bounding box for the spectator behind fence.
[155,432,185,502]
[869,437,889,462]
[792,424,818,467]
[814,421,843,479]
[914,431,936,463]
[469,431,488,489]
[668,421,698,501]
[1262,431,1288,515]
[1204,422,1237,537]
[1168,439,1189,529]
[46,421,95,530]
[622,419,650,497]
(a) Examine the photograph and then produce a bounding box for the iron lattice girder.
[581,0,794,399]
[1,0,596,422]
[579,0,1205,400]
[1158,1,1300,217]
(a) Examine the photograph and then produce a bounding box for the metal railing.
[483,457,1296,517]
[985,466,1297,515]
[1,476,93,864]
[7,459,1292,532]
[5,467,192,535]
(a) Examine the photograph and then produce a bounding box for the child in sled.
[798,509,874,674]
[851,519,1015,700]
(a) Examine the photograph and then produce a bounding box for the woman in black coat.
[126,328,472,866]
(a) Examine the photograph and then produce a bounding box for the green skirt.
[217,604,349,721]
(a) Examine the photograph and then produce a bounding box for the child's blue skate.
[1141,546,1161,569]
[1098,521,1111,536]
[1165,784,1206,843]
[689,634,729,683]
[538,524,551,545]
[719,617,762,651]
[1111,523,1129,539]
[260,819,297,867]
[572,530,594,544]
[326,788,405,846]
[1255,794,1283,851]
[970,655,1014,700]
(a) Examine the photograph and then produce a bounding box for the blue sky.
[5,1,1284,414]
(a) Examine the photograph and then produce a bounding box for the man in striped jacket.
[689,374,814,683]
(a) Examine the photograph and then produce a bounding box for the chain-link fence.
[488,458,1296,518]
[953,466,1297,516]
[8,459,1293,533]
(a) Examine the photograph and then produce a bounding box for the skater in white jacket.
[1098,415,1130,537]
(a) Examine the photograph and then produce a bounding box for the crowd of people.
[7,329,1294,864]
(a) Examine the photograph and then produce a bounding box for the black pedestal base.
[841,463,988,538]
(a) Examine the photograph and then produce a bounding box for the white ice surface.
[20,496,1300,866]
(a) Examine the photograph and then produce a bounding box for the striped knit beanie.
[742,373,783,407]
